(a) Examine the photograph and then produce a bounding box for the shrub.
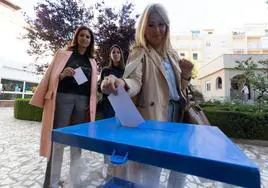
[200,103,268,113]
[14,98,104,122]
[14,98,43,122]
[204,110,268,140]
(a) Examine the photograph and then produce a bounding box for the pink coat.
[30,50,97,159]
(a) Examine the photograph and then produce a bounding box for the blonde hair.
[135,4,172,55]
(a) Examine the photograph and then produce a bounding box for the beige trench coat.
[124,47,191,121]
[30,50,98,159]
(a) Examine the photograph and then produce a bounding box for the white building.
[0,61,42,100]
[199,54,268,102]
[0,0,40,101]
[171,24,268,102]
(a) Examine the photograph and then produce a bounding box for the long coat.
[123,47,191,121]
[30,50,98,159]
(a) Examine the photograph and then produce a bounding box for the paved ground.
[0,107,267,188]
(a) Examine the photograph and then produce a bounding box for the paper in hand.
[73,67,88,85]
[108,85,145,127]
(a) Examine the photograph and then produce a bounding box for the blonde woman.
[30,26,98,187]
[101,4,193,188]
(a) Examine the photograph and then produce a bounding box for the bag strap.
[186,85,195,103]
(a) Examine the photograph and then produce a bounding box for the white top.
[241,85,249,94]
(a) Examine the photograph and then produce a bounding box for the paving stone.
[203,182,213,187]
[188,182,198,188]
[160,175,167,183]
[23,180,34,186]
[0,177,16,185]
[30,183,42,188]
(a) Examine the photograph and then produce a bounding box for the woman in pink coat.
[30,26,98,188]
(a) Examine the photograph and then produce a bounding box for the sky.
[17,0,268,34]
[3,0,268,65]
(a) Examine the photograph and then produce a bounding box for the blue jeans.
[167,100,186,188]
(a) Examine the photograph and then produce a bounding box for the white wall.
[200,69,225,101]
[199,55,225,79]
[0,2,33,65]
[199,54,268,101]
[0,64,42,83]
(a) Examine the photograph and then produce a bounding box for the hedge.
[200,103,268,113]
[204,110,268,140]
[14,99,268,140]
[14,98,43,122]
[14,98,103,122]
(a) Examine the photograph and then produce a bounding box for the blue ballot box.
[51,118,260,188]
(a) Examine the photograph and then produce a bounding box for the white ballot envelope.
[108,85,145,127]
[73,67,88,85]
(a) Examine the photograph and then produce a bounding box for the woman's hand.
[101,75,125,95]
[60,67,75,80]
[179,59,194,80]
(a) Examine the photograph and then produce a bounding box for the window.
[216,77,222,89]
[205,42,211,47]
[0,79,38,100]
[193,53,198,60]
[191,30,200,37]
[265,29,268,36]
[1,79,23,92]
[180,53,185,58]
[25,82,38,93]
[206,81,211,92]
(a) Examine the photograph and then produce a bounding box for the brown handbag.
[183,87,210,125]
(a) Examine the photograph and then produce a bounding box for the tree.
[22,0,138,73]
[22,0,94,72]
[235,57,268,109]
[188,59,198,79]
[94,1,137,68]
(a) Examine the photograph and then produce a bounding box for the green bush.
[14,98,43,122]
[14,98,103,122]
[200,103,268,113]
[204,110,268,140]
[14,99,268,140]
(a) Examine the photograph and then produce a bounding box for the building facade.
[171,24,268,102]
[0,0,40,101]
[0,62,42,100]
[198,54,268,102]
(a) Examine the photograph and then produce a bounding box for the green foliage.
[23,0,93,56]
[200,103,268,112]
[235,57,268,110]
[204,110,268,140]
[22,0,137,73]
[14,98,104,122]
[94,1,137,67]
[14,99,43,122]
[201,103,268,140]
